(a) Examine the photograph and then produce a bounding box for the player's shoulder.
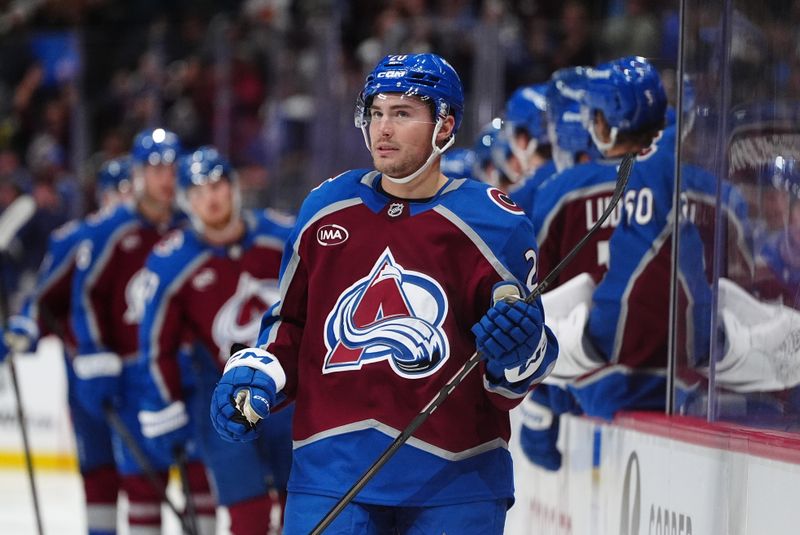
[533,161,606,206]
[82,203,136,241]
[443,179,534,238]
[145,229,204,279]
[307,168,372,200]
[296,168,373,226]
[247,208,295,242]
[73,204,137,273]
[453,179,527,215]
[50,218,85,246]
[636,127,676,165]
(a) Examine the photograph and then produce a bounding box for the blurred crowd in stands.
[0,0,798,309]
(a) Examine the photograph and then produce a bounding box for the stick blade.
[0,195,36,252]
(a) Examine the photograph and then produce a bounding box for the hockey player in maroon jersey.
[208,53,560,534]
[134,146,294,534]
[71,129,216,534]
[519,56,671,471]
[0,157,133,535]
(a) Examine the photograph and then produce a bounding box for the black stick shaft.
[311,154,635,534]
[6,358,45,535]
[0,253,44,535]
[103,404,197,535]
[174,446,200,535]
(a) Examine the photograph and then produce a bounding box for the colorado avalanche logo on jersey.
[323,248,449,378]
[212,273,281,355]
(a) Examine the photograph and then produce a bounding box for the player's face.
[368,94,438,177]
[188,179,234,230]
[143,164,176,205]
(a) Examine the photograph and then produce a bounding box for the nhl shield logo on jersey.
[323,247,450,378]
[387,202,404,217]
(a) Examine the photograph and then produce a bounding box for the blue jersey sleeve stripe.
[432,205,517,284]
[143,250,211,402]
[27,228,83,323]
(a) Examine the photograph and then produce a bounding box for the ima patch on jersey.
[323,247,450,378]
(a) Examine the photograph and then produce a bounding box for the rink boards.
[0,338,75,471]
[2,339,800,533]
[506,408,800,534]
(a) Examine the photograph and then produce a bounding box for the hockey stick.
[0,195,43,535]
[103,403,199,535]
[173,445,200,535]
[32,300,198,535]
[311,153,636,534]
[0,195,36,251]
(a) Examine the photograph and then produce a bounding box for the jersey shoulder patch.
[485,186,526,215]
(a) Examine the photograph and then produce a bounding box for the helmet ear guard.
[581,56,667,154]
[504,84,550,176]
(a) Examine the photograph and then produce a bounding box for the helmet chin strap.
[363,119,456,185]
[588,122,618,155]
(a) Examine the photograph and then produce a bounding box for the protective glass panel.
[673,0,800,432]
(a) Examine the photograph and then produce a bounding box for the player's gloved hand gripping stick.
[231,154,636,534]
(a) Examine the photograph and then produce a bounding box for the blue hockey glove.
[138,400,192,466]
[72,352,123,419]
[211,347,284,443]
[472,283,549,384]
[1,315,40,361]
[519,392,562,471]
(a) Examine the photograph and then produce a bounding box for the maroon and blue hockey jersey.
[71,203,186,360]
[138,209,292,402]
[254,170,558,506]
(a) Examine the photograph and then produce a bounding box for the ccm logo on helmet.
[317,224,349,246]
[377,70,407,79]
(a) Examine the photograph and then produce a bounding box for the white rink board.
[4,340,800,534]
[0,337,75,460]
[507,410,800,535]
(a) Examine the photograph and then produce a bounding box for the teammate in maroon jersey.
[71,129,216,534]
[135,146,294,534]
